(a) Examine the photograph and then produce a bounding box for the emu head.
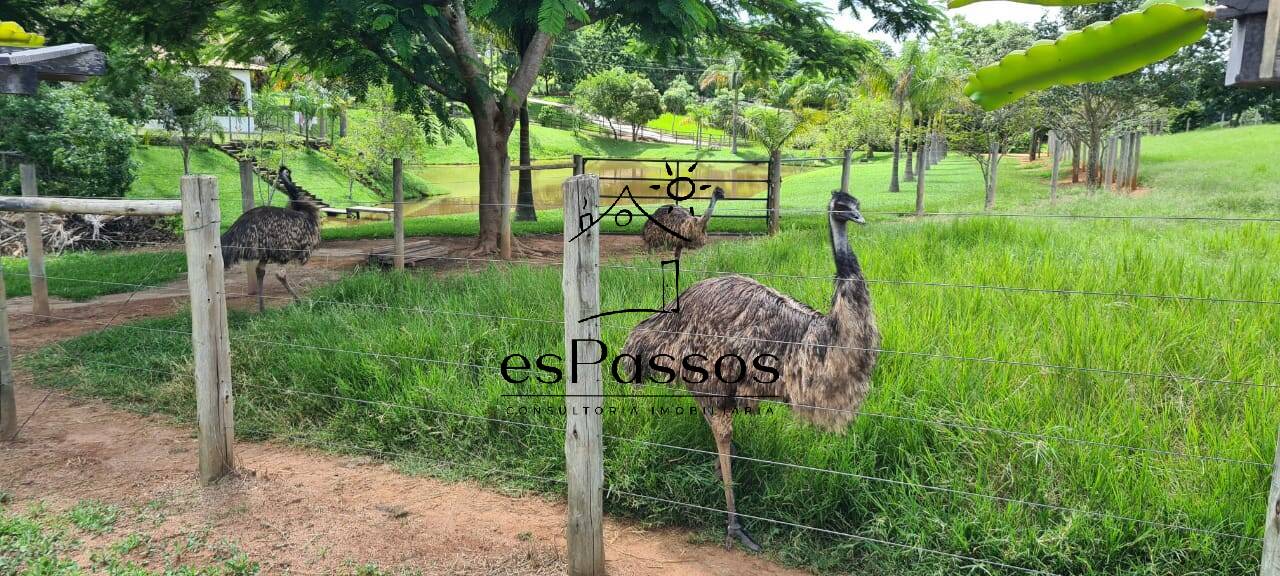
[829,190,865,225]
[277,166,297,192]
[711,187,726,200]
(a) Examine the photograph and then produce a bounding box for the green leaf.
[963,3,1209,110]
[371,14,395,31]
[472,0,498,18]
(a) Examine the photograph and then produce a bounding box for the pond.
[376,159,817,219]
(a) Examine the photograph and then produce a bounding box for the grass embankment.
[645,112,726,139]
[130,145,382,219]
[29,125,1280,575]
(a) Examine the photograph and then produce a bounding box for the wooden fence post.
[181,175,235,485]
[1260,424,1280,574]
[500,158,513,260]
[0,258,14,441]
[20,164,49,322]
[840,148,852,194]
[238,159,259,295]
[767,150,782,235]
[1129,133,1142,190]
[561,173,605,576]
[393,158,405,271]
[573,154,584,176]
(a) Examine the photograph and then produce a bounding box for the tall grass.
[27,125,1280,575]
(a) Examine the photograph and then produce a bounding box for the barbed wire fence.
[2,159,1279,575]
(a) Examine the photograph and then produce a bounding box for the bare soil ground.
[2,233,803,575]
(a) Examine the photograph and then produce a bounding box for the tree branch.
[500,31,554,128]
[357,35,458,100]
[441,0,491,108]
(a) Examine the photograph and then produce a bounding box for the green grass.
[0,498,262,575]
[645,112,726,139]
[26,125,1280,575]
[3,251,186,301]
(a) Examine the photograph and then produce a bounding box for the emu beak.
[851,213,866,225]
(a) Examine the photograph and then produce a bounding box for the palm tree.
[687,101,713,150]
[863,41,950,193]
[700,56,742,154]
[744,106,799,234]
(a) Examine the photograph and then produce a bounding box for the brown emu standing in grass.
[621,191,878,551]
[642,187,725,258]
[221,167,321,312]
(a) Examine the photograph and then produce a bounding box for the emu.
[642,187,725,258]
[221,167,321,312]
[621,191,878,551]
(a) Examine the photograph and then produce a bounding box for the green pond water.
[362,159,816,219]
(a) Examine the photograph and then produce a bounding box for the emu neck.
[827,215,871,316]
[699,194,720,226]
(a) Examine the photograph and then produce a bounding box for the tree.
[623,76,662,141]
[136,0,933,254]
[289,83,325,144]
[820,96,893,159]
[700,56,743,153]
[687,101,713,149]
[573,68,640,139]
[150,66,236,174]
[0,86,137,199]
[744,106,799,153]
[662,77,695,115]
[950,98,1038,210]
[863,41,949,192]
[340,84,429,198]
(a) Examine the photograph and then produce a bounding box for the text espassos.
[500,338,780,385]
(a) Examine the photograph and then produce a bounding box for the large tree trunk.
[339,110,348,138]
[1071,141,1081,184]
[904,138,915,182]
[473,110,512,253]
[516,102,537,221]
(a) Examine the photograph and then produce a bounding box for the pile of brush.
[0,213,178,256]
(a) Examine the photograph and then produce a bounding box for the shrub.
[536,105,578,130]
[0,86,136,198]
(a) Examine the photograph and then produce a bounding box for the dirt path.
[2,233,804,575]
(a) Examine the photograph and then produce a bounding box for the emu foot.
[725,524,761,552]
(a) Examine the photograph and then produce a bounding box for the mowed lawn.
[26,125,1280,575]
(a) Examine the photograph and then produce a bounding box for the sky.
[823,0,1049,47]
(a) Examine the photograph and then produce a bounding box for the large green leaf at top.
[963,3,1209,110]
[950,0,1100,7]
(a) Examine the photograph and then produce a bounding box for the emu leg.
[254,261,268,313]
[707,410,760,552]
[673,244,684,260]
[275,266,302,303]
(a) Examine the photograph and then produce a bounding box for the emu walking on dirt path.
[642,187,725,258]
[622,191,879,551]
[220,167,321,312]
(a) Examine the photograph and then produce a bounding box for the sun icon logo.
[650,161,713,203]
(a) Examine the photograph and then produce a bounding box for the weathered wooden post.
[1116,132,1131,191]
[500,159,513,260]
[0,255,14,441]
[393,158,405,270]
[561,173,604,576]
[181,175,235,485]
[1261,420,1280,575]
[573,154,584,176]
[767,150,782,234]
[840,148,853,194]
[19,164,49,322]
[238,159,259,295]
[1129,132,1143,190]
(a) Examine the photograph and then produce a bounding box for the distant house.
[202,59,266,136]
[145,58,266,136]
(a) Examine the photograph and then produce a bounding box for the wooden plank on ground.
[367,239,450,268]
